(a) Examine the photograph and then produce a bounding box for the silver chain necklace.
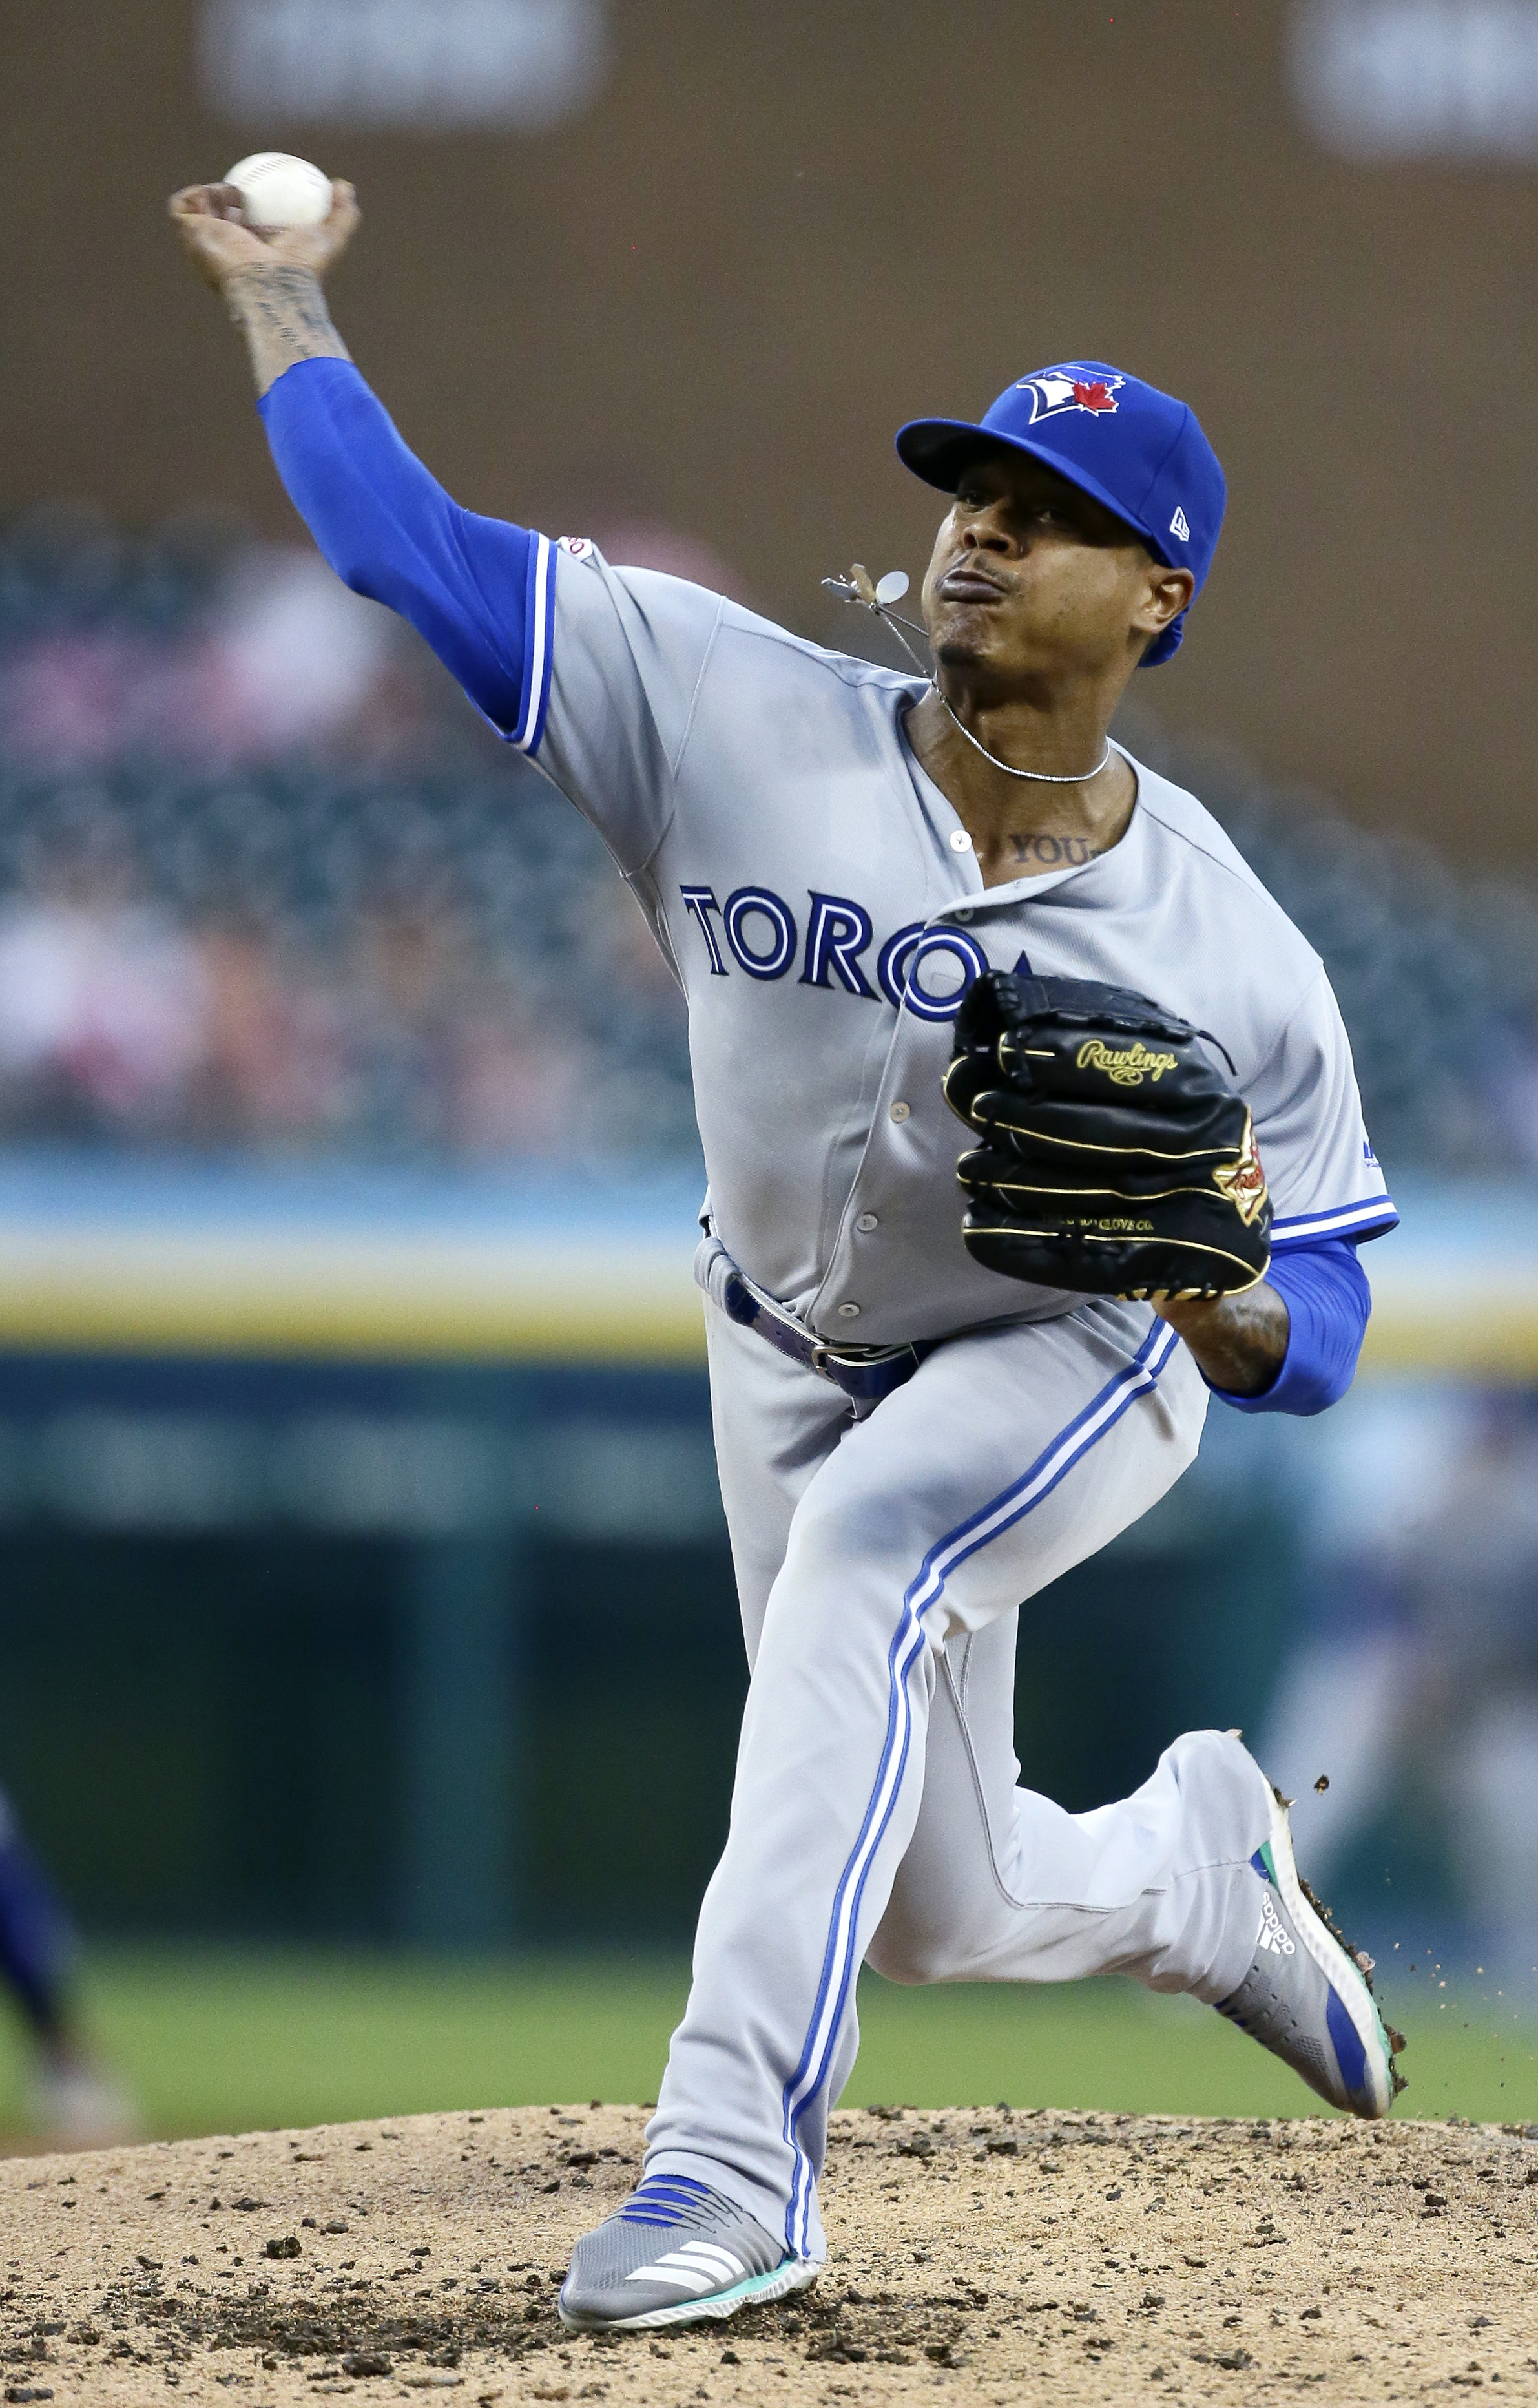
[933,685,1113,784]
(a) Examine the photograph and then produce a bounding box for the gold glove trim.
[964,1174,1267,1207]
[966,1116,1262,1168]
[968,1222,1271,1293]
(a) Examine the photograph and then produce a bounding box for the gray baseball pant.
[643,1297,1274,2261]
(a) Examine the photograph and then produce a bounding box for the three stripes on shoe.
[618,2175,751,2296]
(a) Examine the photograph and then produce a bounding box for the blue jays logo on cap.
[1017,367,1126,424]
[894,359,1226,667]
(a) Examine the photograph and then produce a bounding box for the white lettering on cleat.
[1255,1890,1296,1957]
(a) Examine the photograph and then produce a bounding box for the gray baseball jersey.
[528,538,1393,1345]
[513,538,1390,2263]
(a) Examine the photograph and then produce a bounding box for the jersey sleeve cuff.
[501,531,556,753]
[1268,1195,1398,1251]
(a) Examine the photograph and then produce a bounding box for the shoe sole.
[1262,1786,1397,2118]
[558,2252,819,2334]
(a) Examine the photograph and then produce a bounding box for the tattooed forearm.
[224,265,351,396]
[1156,1279,1289,1396]
[1008,830,1102,870]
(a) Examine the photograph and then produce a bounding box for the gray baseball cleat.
[558,2173,818,2332]
[1216,1782,1404,2117]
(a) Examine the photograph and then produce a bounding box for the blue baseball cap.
[895,361,1225,665]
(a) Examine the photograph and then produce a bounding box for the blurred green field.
[0,1950,1532,2144]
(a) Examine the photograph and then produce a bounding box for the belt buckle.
[811,1332,913,1379]
[821,1338,900,1374]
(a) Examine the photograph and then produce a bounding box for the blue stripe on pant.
[778,1318,1180,2256]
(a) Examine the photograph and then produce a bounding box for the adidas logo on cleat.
[626,2242,749,2296]
[1256,1890,1296,1957]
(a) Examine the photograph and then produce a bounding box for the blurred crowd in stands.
[0,499,1533,1174]
[0,504,692,1164]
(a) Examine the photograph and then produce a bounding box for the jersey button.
[837,1302,861,1318]
[889,1100,911,1122]
[949,828,973,852]
[855,1212,878,1233]
[954,906,974,922]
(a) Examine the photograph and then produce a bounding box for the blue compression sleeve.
[258,357,544,738]
[1208,1236,1371,1417]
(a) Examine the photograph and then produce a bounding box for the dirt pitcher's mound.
[0,2104,1534,2404]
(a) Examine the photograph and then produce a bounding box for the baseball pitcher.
[171,180,1403,2333]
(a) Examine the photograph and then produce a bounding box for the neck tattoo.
[1009,831,1101,869]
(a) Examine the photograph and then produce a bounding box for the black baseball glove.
[943,970,1271,1299]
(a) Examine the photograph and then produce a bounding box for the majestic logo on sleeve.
[1016,369,1125,424]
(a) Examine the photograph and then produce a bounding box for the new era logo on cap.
[1170,506,1190,541]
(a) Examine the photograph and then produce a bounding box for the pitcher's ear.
[1136,563,1195,640]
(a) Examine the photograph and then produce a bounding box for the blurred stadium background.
[0,0,1534,2141]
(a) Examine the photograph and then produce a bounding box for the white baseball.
[224,152,334,231]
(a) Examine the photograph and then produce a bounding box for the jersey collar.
[896,715,1146,912]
